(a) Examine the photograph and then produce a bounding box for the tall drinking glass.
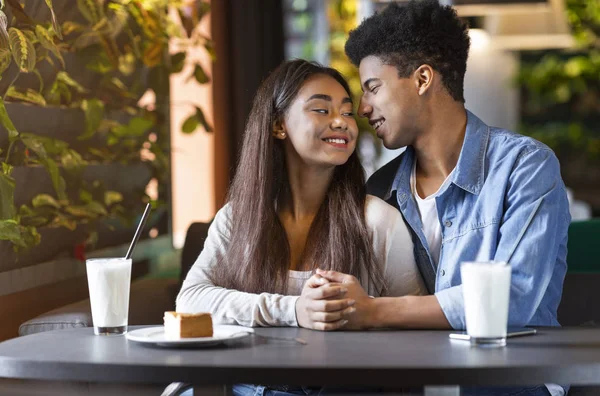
[461,261,511,347]
[86,258,132,335]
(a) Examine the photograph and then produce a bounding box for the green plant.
[517,0,600,160]
[0,0,213,252]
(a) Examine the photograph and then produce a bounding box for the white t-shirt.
[410,160,453,265]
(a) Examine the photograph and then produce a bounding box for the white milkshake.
[86,258,132,335]
[461,261,511,347]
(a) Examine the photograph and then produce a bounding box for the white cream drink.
[461,261,511,346]
[86,258,132,335]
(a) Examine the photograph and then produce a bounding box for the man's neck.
[412,102,467,197]
[413,102,467,178]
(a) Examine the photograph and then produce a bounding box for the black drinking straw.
[125,203,151,260]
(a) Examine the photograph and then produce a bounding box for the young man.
[316,1,569,394]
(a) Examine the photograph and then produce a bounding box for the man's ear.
[413,64,434,96]
[272,119,287,140]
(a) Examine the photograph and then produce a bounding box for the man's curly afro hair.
[345,0,470,103]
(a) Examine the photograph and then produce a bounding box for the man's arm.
[371,295,451,329]
[435,148,570,329]
[319,148,570,330]
[315,269,450,329]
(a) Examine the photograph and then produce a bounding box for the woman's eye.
[370,86,379,94]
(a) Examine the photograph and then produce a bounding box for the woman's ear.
[413,64,434,96]
[272,119,287,140]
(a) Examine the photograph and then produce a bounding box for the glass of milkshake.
[86,258,132,335]
[461,261,511,347]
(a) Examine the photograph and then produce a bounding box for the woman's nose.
[331,114,348,130]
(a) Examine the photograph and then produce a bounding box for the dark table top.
[0,326,599,387]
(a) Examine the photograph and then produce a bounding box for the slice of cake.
[163,312,213,339]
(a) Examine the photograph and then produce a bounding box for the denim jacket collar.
[384,110,489,201]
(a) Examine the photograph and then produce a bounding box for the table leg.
[192,385,229,396]
[424,385,460,396]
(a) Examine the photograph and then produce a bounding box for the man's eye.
[343,111,354,117]
[313,109,328,114]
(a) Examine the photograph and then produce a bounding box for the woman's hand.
[315,269,375,330]
[295,273,356,331]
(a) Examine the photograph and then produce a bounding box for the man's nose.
[358,97,372,118]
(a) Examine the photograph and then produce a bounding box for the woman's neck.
[281,160,334,221]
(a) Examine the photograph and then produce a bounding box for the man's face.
[358,56,422,149]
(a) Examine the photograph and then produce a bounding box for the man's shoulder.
[487,126,554,161]
[366,153,405,199]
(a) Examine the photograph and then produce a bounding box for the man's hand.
[315,269,375,330]
[295,273,356,331]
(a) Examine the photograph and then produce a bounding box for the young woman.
[176,59,424,333]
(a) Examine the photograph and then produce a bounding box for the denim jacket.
[366,110,570,329]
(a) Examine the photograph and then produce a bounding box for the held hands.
[314,269,375,330]
[295,273,356,331]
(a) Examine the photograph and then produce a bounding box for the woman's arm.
[176,205,299,327]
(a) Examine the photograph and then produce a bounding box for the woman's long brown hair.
[209,59,385,296]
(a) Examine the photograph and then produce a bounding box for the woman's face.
[277,74,358,168]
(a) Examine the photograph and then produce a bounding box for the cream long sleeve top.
[176,195,425,327]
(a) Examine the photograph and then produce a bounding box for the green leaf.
[86,51,113,74]
[118,52,135,76]
[79,188,92,203]
[5,87,47,106]
[170,52,186,73]
[32,193,60,209]
[196,107,212,132]
[56,71,88,93]
[79,98,104,140]
[31,69,44,92]
[22,30,37,44]
[40,157,67,201]
[0,51,11,75]
[61,148,87,171]
[0,172,15,220]
[2,163,12,175]
[104,190,123,206]
[35,25,64,69]
[50,212,76,230]
[204,40,216,61]
[190,63,210,84]
[0,97,18,142]
[65,201,106,218]
[181,112,198,134]
[86,200,107,216]
[0,11,10,58]
[64,205,95,218]
[18,204,53,228]
[0,219,21,243]
[112,116,153,138]
[77,0,103,24]
[44,0,63,40]
[21,133,69,157]
[20,134,68,201]
[8,27,36,73]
